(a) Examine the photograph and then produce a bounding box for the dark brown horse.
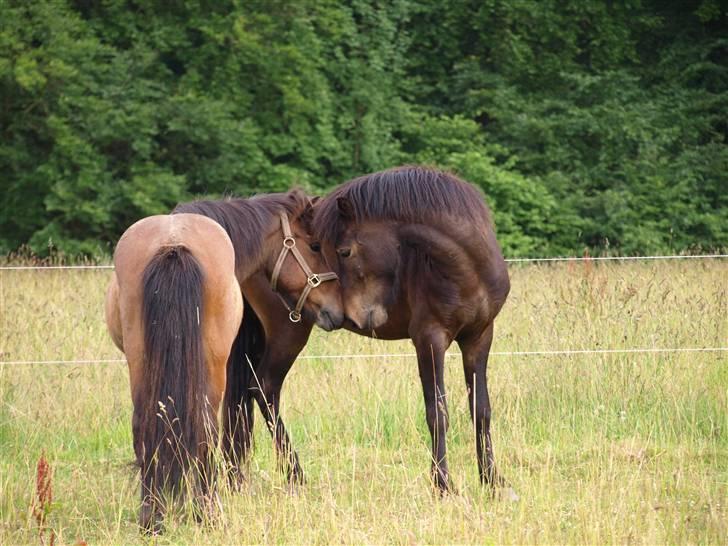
[313,165,512,495]
[222,167,514,497]
[173,190,343,483]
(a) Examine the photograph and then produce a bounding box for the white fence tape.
[1,347,726,366]
[1,254,727,271]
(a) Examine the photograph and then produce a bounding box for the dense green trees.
[1,0,725,257]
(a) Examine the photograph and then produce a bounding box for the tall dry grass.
[0,260,726,544]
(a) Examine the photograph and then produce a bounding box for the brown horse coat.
[312,165,511,493]
[107,214,242,399]
[172,191,343,483]
[202,168,514,497]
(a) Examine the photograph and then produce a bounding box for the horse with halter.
[172,189,343,484]
[106,190,343,532]
[223,166,514,497]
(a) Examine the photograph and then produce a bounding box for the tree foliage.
[1,0,725,257]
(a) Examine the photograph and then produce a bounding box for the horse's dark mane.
[312,165,493,243]
[174,189,310,271]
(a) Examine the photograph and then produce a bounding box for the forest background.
[1,0,726,258]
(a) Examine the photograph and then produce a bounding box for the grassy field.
[1,259,726,544]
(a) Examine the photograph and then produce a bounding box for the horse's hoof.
[432,473,453,496]
[139,507,163,535]
[195,491,223,527]
[228,467,247,492]
[498,486,519,503]
[288,467,306,486]
[439,485,459,497]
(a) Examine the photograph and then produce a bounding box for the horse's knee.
[425,403,449,432]
[255,375,282,403]
[478,405,491,424]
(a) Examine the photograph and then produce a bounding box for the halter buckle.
[307,274,322,288]
[283,236,296,249]
[289,310,302,323]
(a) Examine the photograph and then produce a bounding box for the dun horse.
[107,190,344,532]
[223,166,514,497]
[105,214,242,533]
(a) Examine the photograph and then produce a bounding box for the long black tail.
[137,245,209,496]
[222,299,265,466]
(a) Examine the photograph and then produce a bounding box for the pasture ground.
[1,260,726,544]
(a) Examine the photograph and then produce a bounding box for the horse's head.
[264,197,344,331]
[322,197,400,331]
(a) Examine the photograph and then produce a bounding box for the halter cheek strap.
[270,213,338,322]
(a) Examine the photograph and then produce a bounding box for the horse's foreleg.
[414,328,450,493]
[251,359,304,483]
[222,395,254,485]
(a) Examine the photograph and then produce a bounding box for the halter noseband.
[270,213,338,322]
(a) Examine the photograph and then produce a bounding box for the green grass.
[1,260,726,544]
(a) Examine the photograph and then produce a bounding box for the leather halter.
[270,213,338,323]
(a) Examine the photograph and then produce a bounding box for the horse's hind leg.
[194,359,228,525]
[222,347,255,488]
[132,397,164,535]
[458,324,518,501]
[104,274,124,351]
[413,327,451,493]
[139,472,164,535]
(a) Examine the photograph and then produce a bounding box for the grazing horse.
[172,190,344,483]
[105,213,242,533]
[106,190,343,532]
[221,166,513,497]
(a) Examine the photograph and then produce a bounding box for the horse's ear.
[337,197,355,221]
[298,200,315,229]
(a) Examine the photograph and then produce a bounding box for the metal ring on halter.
[270,213,338,324]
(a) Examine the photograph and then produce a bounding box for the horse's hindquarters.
[109,213,242,533]
[104,273,124,352]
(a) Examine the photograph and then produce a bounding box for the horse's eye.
[338,248,352,258]
[309,242,321,252]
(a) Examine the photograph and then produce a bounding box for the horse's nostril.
[319,308,344,330]
[318,309,333,331]
[365,309,374,331]
[344,314,363,330]
[329,309,344,329]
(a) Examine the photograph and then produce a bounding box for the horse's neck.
[233,209,279,283]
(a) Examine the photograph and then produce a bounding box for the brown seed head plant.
[33,452,55,546]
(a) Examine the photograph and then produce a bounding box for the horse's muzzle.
[316,307,344,331]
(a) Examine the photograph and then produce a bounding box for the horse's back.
[114,213,235,280]
[106,213,242,384]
